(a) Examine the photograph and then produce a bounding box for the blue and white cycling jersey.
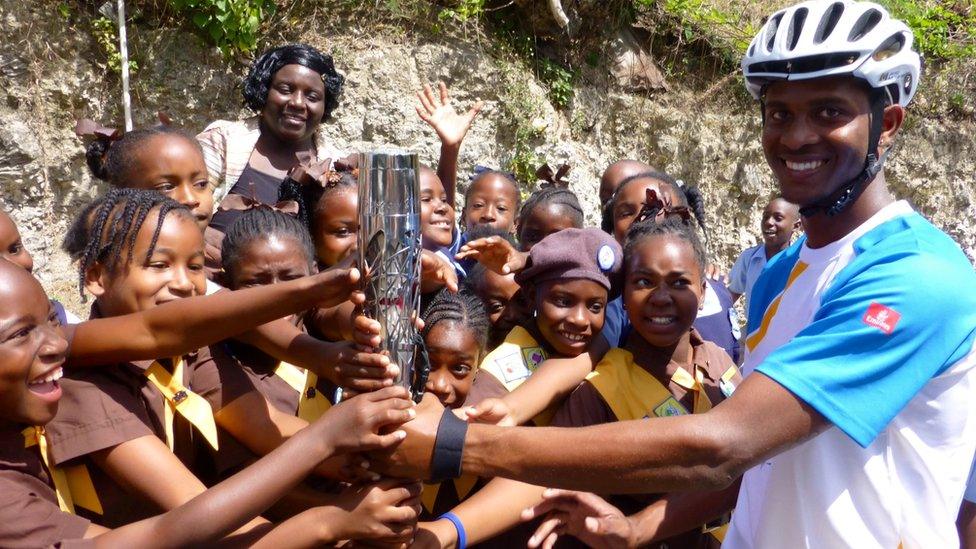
[725,201,976,549]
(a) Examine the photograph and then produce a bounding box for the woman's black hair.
[422,286,490,352]
[624,215,708,274]
[63,188,193,297]
[243,43,344,120]
[606,171,709,238]
[86,126,201,184]
[463,169,522,212]
[220,208,316,283]
[278,168,357,236]
[516,186,584,238]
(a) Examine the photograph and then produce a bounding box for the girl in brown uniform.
[0,259,417,547]
[418,217,742,549]
[42,190,419,543]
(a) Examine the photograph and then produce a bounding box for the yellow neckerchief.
[586,347,738,542]
[22,426,103,515]
[273,361,332,422]
[143,357,219,451]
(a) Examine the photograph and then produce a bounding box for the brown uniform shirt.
[44,345,255,527]
[211,340,338,478]
[549,330,740,549]
[0,427,93,548]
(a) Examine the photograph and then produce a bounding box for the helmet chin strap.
[798,88,890,218]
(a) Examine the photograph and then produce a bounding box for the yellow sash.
[479,326,548,393]
[144,358,219,451]
[478,326,556,425]
[587,349,736,542]
[421,474,479,513]
[23,426,103,515]
[273,361,332,422]
[586,349,689,420]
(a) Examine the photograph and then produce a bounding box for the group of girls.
[0,41,747,548]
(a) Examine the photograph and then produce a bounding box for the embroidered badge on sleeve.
[862,302,901,335]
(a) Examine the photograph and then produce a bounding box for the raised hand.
[463,397,518,426]
[416,82,484,148]
[521,489,636,549]
[317,386,415,453]
[455,236,528,275]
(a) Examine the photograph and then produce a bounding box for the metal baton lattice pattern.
[358,151,428,402]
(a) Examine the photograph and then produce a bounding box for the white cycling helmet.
[742,0,921,107]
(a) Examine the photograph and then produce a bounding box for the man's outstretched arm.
[382,372,828,494]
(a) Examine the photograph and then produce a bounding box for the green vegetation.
[537,58,576,109]
[880,1,976,60]
[437,0,486,24]
[91,17,138,73]
[168,0,274,55]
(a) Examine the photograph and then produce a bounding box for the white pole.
[117,0,132,131]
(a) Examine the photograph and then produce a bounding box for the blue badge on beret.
[597,244,615,271]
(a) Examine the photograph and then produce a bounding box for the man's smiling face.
[761,76,873,208]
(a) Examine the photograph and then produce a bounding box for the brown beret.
[515,228,622,292]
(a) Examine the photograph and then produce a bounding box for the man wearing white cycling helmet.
[377,2,976,547]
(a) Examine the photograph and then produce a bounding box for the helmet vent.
[766,12,785,52]
[849,9,882,42]
[786,8,808,51]
[872,33,905,61]
[815,2,845,44]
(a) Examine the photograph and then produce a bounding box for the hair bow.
[635,188,691,224]
[74,119,121,141]
[218,194,300,216]
[535,163,571,188]
[287,156,359,189]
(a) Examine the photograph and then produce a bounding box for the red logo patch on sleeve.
[862,302,901,335]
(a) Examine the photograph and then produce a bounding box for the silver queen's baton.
[358,149,428,401]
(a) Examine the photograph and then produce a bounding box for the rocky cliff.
[2,0,973,315]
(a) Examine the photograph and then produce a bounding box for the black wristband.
[430,409,468,483]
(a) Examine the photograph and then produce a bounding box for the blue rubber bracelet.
[438,512,467,549]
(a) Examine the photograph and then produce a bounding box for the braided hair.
[607,171,709,239]
[278,168,357,237]
[624,215,708,275]
[422,287,490,353]
[243,43,344,120]
[63,188,192,297]
[86,125,201,185]
[220,208,316,283]
[516,186,584,241]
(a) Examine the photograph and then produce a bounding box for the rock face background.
[2,1,974,315]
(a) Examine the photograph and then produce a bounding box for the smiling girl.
[43,190,400,533]
[0,254,416,547]
[419,217,742,549]
[464,228,621,423]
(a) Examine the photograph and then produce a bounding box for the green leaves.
[168,0,275,55]
[879,0,976,61]
[91,17,138,74]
